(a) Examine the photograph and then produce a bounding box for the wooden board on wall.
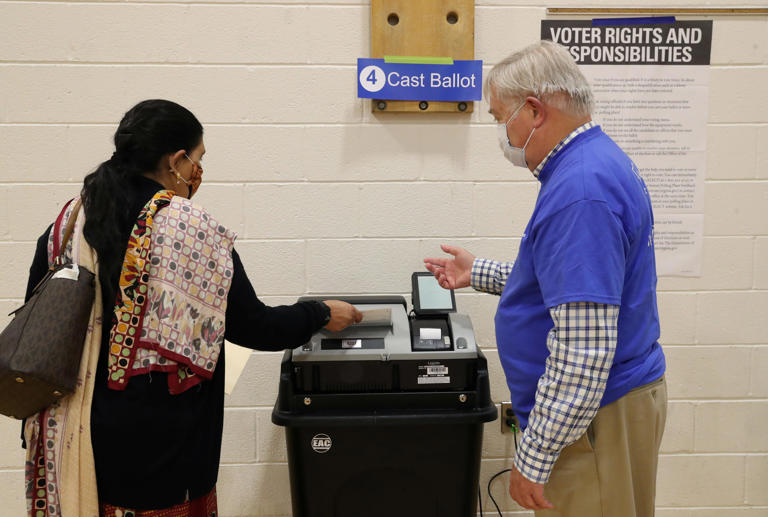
[371,0,475,113]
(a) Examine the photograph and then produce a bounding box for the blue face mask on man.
[497,101,536,170]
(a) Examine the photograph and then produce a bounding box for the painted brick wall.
[0,1,766,515]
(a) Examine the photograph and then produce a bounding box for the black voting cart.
[272,294,497,517]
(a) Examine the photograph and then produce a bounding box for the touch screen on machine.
[417,275,454,310]
[412,273,456,315]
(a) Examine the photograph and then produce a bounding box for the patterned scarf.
[108,190,236,394]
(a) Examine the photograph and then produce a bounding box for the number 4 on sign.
[359,65,386,93]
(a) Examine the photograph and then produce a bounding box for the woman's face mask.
[171,153,203,199]
[497,101,536,170]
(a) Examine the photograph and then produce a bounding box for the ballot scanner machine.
[272,273,497,517]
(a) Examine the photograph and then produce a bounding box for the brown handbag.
[0,199,96,419]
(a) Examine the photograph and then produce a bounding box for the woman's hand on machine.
[322,300,363,332]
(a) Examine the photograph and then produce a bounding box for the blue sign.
[357,58,483,101]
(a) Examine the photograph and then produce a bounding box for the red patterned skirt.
[99,487,217,517]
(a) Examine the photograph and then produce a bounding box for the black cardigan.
[24,175,326,509]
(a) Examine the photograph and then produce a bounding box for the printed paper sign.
[541,19,712,276]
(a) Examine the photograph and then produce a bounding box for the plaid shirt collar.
[532,121,596,179]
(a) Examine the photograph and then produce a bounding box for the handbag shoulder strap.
[53,198,82,267]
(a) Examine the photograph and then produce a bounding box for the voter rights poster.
[542,20,713,276]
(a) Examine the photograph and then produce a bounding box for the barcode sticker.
[418,376,451,384]
[426,366,449,375]
[417,362,450,385]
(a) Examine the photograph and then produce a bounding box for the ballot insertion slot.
[321,338,385,350]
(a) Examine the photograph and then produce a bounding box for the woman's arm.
[224,249,328,351]
[25,224,53,302]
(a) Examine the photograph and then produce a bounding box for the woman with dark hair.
[22,99,361,517]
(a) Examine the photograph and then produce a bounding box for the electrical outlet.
[500,402,519,434]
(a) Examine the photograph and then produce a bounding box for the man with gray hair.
[424,40,667,516]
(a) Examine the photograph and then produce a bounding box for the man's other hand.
[508,464,554,511]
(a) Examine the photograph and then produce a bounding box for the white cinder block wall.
[1,1,766,515]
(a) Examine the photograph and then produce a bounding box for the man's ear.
[527,96,547,129]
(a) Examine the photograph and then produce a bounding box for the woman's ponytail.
[81,158,133,289]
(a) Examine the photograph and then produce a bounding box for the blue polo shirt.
[494,126,666,429]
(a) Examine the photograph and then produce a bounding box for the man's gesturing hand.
[423,244,475,290]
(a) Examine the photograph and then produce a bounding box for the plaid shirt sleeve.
[470,258,514,295]
[514,302,619,484]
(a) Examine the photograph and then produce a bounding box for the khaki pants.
[537,377,667,517]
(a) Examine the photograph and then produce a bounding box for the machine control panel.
[410,272,456,352]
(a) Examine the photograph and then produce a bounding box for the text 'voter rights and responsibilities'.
[547,25,707,64]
